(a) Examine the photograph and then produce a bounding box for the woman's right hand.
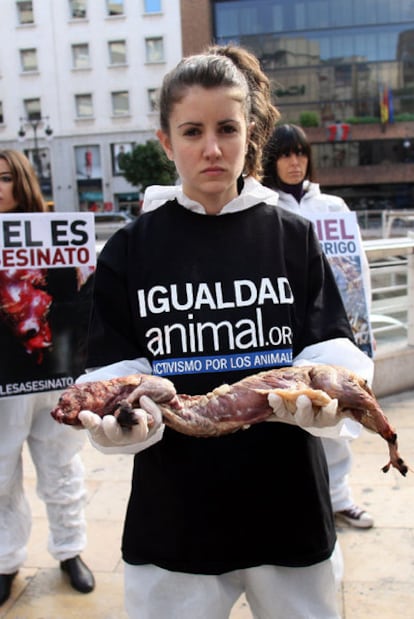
[78,396,164,453]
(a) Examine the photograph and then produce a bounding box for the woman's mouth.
[202,167,225,176]
[288,170,303,180]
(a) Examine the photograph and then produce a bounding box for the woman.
[77,46,373,618]
[262,123,374,529]
[0,150,95,606]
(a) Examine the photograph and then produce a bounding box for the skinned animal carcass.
[51,365,409,477]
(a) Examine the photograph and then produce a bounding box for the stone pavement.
[1,389,413,619]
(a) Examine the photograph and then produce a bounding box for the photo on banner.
[0,212,96,398]
[307,211,374,358]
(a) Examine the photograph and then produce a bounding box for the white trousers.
[321,437,354,512]
[124,542,343,619]
[0,392,87,573]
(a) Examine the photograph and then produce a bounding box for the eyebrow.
[177,119,240,129]
[177,121,202,128]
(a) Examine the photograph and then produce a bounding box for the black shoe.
[0,572,18,606]
[60,556,95,593]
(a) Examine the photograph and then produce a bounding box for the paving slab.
[1,390,413,618]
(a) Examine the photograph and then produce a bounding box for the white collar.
[142,177,279,215]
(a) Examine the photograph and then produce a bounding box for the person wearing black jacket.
[77,46,373,618]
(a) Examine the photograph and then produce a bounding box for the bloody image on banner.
[0,213,96,398]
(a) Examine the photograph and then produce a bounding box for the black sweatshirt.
[87,199,354,574]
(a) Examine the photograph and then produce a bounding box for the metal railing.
[357,209,414,239]
[363,236,414,347]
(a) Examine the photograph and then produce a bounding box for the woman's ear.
[156,129,174,161]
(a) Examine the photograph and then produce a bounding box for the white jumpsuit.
[275,181,372,512]
[0,391,87,574]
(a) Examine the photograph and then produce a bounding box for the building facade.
[0,0,182,212]
[181,0,414,210]
[1,0,413,213]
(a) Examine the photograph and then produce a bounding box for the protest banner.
[307,211,374,358]
[0,212,96,398]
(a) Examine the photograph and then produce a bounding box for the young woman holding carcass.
[76,47,373,618]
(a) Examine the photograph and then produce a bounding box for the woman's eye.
[221,124,237,134]
[0,175,13,182]
[183,127,200,137]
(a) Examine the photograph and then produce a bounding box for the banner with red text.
[0,213,96,398]
[307,211,374,358]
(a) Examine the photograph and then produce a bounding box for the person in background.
[75,45,373,618]
[0,150,95,606]
[262,123,374,529]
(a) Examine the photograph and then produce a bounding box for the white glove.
[267,393,347,438]
[78,395,164,454]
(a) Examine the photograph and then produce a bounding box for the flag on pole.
[327,122,351,141]
[380,85,389,125]
[388,87,394,123]
[379,85,394,125]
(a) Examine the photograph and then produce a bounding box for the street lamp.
[18,116,53,177]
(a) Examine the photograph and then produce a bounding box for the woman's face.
[276,150,308,186]
[0,159,17,213]
[157,85,252,214]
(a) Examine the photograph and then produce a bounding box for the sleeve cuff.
[76,358,153,384]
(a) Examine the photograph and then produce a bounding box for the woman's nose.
[203,135,221,159]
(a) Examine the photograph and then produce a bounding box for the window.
[72,44,90,69]
[16,1,34,24]
[108,40,127,65]
[24,98,41,120]
[107,0,124,16]
[144,0,161,13]
[147,88,159,112]
[0,102,3,124]
[145,37,164,63]
[75,145,101,180]
[20,48,38,72]
[75,94,93,118]
[69,0,87,19]
[112,142,134,174]
[111,91,130,116]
